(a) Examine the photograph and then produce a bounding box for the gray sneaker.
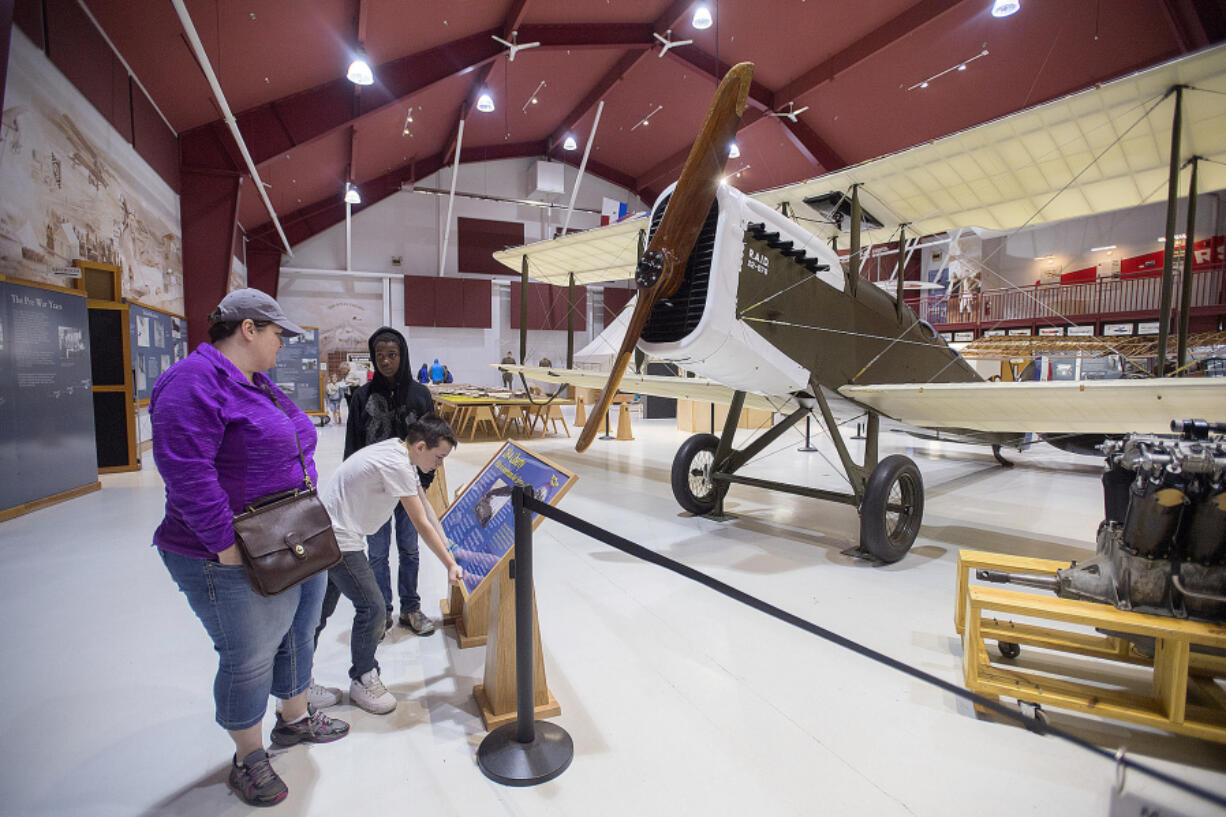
[270,707,350,746]
[306,680,341,709]
[228,748,288,807]
[400,608,436,636]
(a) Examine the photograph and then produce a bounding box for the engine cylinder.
[1182,491,1226,565]
[1121,482,1184,558]
[1102,462,1132,524]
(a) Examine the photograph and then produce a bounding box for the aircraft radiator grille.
[642,195,719,343]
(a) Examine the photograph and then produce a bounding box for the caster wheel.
[998,641,1021,659]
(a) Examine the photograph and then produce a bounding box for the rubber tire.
[671,433,720,515]
[859,454,924,563]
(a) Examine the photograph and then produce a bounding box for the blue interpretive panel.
[442,442,577,595]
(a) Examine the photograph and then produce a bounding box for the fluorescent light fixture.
[692,4,713,30]
[344,183,361,205]
[1090,244,1116,252]
[346,50,374,86]
[563,134,578,151]
[728,142,740,159]
[991,0,1020,17]
[1157,234,1186,243]
[476,91,495,112]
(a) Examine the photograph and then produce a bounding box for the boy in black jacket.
[343,327,438,635]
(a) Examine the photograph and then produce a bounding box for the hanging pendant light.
[563,134,578,151]
[344,183,361,205]
[692,4,713,30]
[346,49,374,86]
[476,90,496,113]
[991,0,1020,17]
[728,142,740,159]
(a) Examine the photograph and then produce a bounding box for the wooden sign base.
[473,557,560,730]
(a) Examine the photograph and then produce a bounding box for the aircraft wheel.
[671,433,720,515]
[859,454,924,563]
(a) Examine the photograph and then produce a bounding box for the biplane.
[494,46,1226,564]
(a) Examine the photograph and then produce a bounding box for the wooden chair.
[541,403,570,437]
[499,404,531,437]
[462,405,501,439]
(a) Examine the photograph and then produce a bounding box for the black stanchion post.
[476,486,574,786]
[797,414,818,452]
[598,407,614,440]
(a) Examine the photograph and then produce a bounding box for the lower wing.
[840,379,1226,434]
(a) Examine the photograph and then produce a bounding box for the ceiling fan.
[769,102,810,122]
[653,29,693,57]
[491,30,540,61]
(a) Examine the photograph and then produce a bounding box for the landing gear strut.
[668,385,925,562]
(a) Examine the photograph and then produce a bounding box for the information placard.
[443,442,577,595]
[128,302,187,401]
[0,280,97,512]
[267,327,322,414]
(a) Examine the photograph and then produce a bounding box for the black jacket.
[344,326,435,487]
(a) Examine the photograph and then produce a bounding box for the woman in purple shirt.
[152,289,348,807]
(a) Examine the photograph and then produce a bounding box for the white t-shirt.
[321,438,420,552]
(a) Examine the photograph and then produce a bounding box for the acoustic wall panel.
[461,279,492,328]
[404,275,435,327]
[458,217,526,276]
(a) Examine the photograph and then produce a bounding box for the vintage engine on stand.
[980,420,1226,626]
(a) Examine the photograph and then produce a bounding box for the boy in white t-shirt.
[313,414,464,713]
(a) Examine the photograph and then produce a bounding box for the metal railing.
[909,266,1226,330]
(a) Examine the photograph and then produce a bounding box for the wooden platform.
[955,549,1226,743]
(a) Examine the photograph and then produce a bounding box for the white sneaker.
[306,680,342,709]
[350,669,396,714]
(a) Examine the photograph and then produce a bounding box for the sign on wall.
[268,327,322,414]
[128,302,188,402]
[0,280,97,513]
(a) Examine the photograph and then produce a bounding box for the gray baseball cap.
[209,288,305,337]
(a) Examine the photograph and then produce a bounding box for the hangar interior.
[2,1,1226,815]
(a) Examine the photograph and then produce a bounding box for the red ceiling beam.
[635,54,845,190]
[662,49,775,111]
[246,140,643,252]
[773,0,964,109]
[547,50,650,153]
[1157,0,1212,51]
[503,0,531,38]
[178,28,504,174]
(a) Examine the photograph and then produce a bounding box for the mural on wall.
[276,286,382,360]
[0,33,183,313]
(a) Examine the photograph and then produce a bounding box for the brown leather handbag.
[232,393,341,596]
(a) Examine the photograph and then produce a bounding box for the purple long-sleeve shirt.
[151,343,318,559]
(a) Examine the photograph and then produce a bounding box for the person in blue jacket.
[417,363,429,384]
[429,358,445,384]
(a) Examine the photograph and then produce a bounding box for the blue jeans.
[315,551,385,679]
[160,549,326,731]
[366,502,420,614]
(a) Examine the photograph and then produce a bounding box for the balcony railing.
[907,266,1226,331]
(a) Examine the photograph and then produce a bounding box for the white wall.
[279,157,646,387]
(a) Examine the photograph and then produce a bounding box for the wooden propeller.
[575,62,754,453]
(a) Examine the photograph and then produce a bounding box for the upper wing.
[840,379,1226,434]
[492,215,647,285]
[752,44,1226,246]
[495,364,793,414]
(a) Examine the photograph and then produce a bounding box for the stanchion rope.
[521,493,1226,809]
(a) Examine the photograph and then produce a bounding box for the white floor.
[1,400,1224,817]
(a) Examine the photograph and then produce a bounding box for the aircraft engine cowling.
[636,182,836,397]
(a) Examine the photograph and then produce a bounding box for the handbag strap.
[260,383,313,491]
